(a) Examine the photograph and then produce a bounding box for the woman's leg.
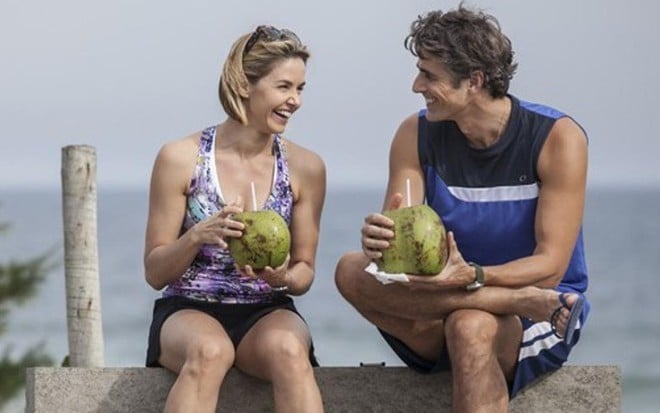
[158,309,236,413]
[235,310,323,413]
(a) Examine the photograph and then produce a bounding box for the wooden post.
[61,145,104,367]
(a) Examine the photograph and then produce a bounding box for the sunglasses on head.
[244,25,301,55]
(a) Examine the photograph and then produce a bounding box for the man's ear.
[469,70,485,89]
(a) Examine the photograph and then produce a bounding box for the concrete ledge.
[26,365,620,412]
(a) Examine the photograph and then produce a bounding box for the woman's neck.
[216,118,273,158]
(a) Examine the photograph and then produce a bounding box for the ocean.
[1,187,659,411]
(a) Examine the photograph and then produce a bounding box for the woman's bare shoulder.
[281,138,325,176]
[155,130,203,166]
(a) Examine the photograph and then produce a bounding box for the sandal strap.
[550,306,564,338]
[558,293,568,307]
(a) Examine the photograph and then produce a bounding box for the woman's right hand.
[190,196,245,249]
[360,193,403,259]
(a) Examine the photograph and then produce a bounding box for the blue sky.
[1,0,658,190]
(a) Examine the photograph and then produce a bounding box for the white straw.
[250,181,258,211]
[406,178,411,207]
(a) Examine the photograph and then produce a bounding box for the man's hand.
[361,193,404,259]
[406,232,476,290]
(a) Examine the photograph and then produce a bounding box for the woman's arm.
[143,136,200,289]
[283,141,327,295]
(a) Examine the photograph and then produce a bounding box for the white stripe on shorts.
[519,319,582,361]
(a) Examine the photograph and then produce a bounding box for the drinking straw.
[250,181,258,211]
[406,178,411,207]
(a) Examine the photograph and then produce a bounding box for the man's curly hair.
[405,3,518,98]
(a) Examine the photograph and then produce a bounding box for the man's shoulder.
[514,95,568,121]
[511,95,586,137]
[390,112,422,145]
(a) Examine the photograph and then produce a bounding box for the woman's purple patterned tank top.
[162,126,294,303]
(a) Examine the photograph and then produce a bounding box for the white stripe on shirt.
[448,183,539,202]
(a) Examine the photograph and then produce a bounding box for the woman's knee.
[182,335,235,378]
[267,333,312,374]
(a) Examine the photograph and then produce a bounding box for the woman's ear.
[239,82,250,99]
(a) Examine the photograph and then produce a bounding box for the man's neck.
[456,95,511,149]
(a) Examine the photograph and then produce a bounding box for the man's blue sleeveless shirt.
[418,95,589,297]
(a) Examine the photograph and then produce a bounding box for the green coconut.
[376,204,447,275]
[228,210,290,270]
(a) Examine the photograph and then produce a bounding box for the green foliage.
[0,251,56,334]
[0,344,52,407]
[0,215,56,410]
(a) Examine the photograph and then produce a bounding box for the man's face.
[411,57,470,122]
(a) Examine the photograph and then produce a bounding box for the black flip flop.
[550,293,585,343]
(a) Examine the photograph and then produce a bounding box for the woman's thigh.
[234,309,312,380]
[159,309,235,372]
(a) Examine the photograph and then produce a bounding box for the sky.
[1,0,659,191]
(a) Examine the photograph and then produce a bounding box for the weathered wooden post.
[60,145,105,367]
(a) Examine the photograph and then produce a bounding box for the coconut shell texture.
[377,205,447,275]
[228,210,291,270]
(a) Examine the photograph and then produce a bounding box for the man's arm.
[484,117,588,288]
[361,113,425,259]
[383,113,426,210]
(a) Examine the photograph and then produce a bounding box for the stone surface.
[26,365,621,412]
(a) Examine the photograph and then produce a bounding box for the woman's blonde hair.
[219,26,310,125]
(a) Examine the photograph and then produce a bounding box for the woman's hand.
[189,197,245,249]
[236,254,291,290]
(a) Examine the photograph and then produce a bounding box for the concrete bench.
[26,365,620,412]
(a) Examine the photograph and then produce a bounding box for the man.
[334,5,589,412]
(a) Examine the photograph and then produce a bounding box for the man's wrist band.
[466,262,485,291]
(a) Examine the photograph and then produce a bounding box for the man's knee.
[334,251,366,300]
[445,309,499,350]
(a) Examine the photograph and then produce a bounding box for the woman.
[144,25,325,413]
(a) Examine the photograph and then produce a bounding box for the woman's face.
[245,57,306,135]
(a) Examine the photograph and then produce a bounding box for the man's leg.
[335,252,579,333]
[335,252,446,360]
[335,251,579,413]
[444,309,521,413]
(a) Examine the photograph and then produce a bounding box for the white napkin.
[364,261,410,285]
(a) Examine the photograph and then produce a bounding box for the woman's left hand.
[236,254,291,290]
